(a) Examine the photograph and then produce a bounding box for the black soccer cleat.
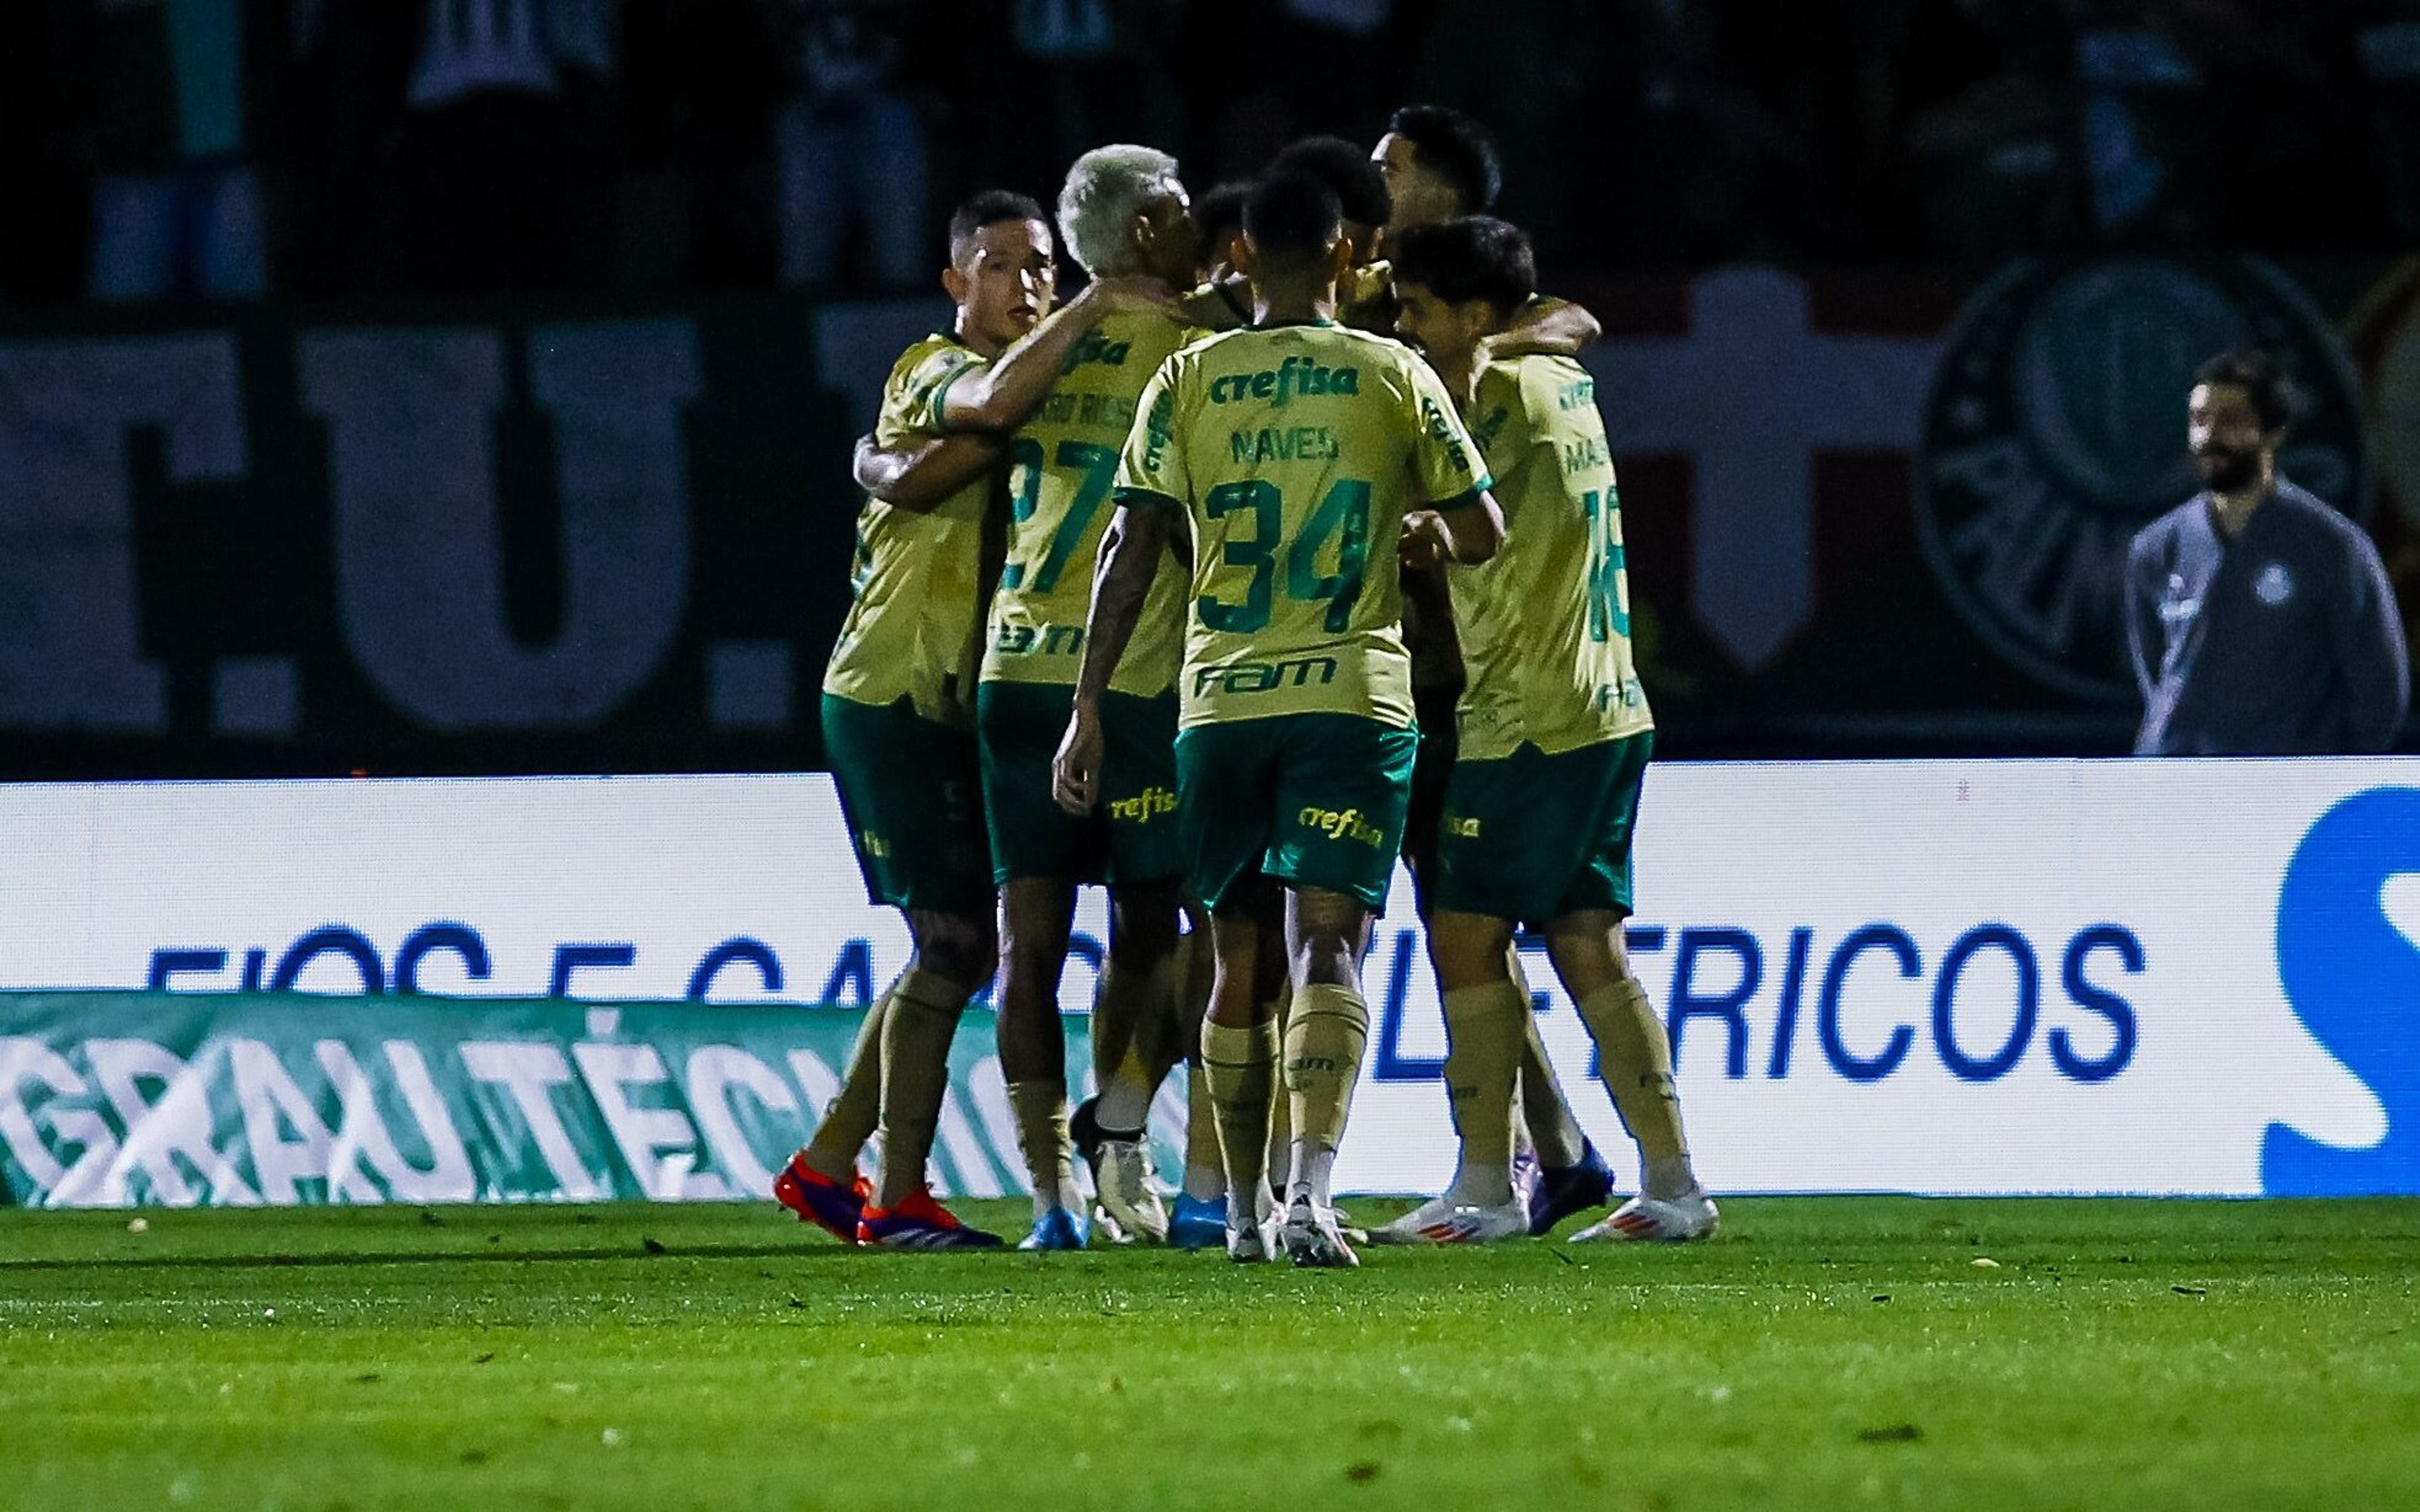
[1528,1137,1616,1235]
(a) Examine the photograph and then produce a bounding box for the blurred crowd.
[4,0,2419,307]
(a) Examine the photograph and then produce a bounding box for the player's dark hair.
[948,190,1048,266]
[1243,173,1344,267]
[2195,347,2299,434]
[1389,216,1536,315]
[1269,135,1391,229]
[1386,103,1502,214]
[1193,181,1252,252]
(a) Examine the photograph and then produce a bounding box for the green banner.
[0,994,1177,1210]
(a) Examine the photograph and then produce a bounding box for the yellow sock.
[874,969,968,1206]
[1282,982,1370,1203]
[1575,977,1696,1198]
[1201,1019,1278,1215]
[1006,1079,1081,1217]
[802,989,890,1177]
[1440,980,1525,1205]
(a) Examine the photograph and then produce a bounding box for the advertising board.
[1,764,2413,1203]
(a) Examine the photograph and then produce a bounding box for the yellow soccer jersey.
[1115,321,1490,730]
[1450,355,1652,760]
[984,309,1197,697]
[821,333,994,728]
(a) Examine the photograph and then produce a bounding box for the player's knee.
[911,910,997,992]
[1107,888,1182,966]
[1543,912,1631,998]
[1286,890,1369,988]
[1427,909,1514,993]
[1289,920,1361,988]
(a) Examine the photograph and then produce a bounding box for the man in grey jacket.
[2126,348,2409,755]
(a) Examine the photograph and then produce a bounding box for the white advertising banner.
[0,761,2414,1198]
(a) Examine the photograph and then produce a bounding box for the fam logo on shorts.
[1916,257,2369,699]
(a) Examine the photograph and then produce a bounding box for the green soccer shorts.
[821,692,994,915]
[1174,713,1419,912]
[977,681,1184,887]
[1432,730,1654,925]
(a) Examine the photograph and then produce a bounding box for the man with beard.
[2126,348,2408,755]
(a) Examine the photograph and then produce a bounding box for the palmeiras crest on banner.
[1916,257,2369,701]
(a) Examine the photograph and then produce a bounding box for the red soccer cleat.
[773,1152,870,1244]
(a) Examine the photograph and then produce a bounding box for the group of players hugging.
[772,105,1719,1267]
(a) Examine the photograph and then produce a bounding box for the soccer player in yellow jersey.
[1380,216,1715,1244]
[1054,174,1504,1266]
[960,146,1200,1251]
[776,190,1167,1251]
[1369,103,1623,1236]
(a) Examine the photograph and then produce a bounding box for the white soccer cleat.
[1368,1194,1456,1246]
[1094,1138,1170,1245]
[1371,1194,1528,1246]
[1569,1189,1720,1244]
[1226,1212,1278,1263]
[1279,1194,1361,1269]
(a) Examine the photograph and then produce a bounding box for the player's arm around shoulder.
[1478,292,1603,362]
[850,432,1008,513]
[933,276,1177,432]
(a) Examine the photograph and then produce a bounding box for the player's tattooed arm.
[1478,294,1603,362]
[1402,488,1506,569]
[1054,500,1177,814]
[851,433,1006,512]
[933,275,1177,432]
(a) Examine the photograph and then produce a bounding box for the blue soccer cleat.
[1168,1194,1227,1252]
[1017,1206,1090,1251]
[1528,1138,1616,1236]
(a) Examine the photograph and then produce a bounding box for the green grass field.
[3,1198,2417,1511]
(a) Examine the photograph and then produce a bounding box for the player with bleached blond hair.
[1057,173,1504,1267]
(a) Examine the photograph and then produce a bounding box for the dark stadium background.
[3,0,2415,781]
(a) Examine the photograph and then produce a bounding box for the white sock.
[1286,1142,1337,1209]
[1643,1152,1697,1201]
[1448,1159,1515,1209]
[1095,1080,1151,1134]
[1226,1181,1272,1231]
